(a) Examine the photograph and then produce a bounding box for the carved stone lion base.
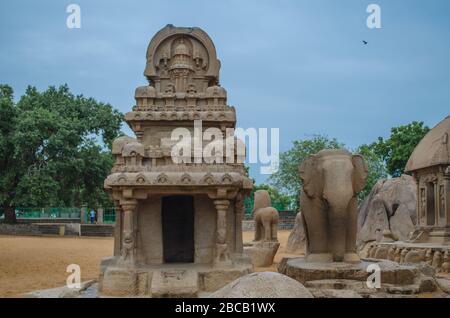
[364,241,450,274]
[244,241,280,267]
[278,256,446,297]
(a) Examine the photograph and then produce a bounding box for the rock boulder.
[357,175,417,248]
[286,212,306,254]
[208,272,313,298]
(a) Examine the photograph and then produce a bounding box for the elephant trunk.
[325,192,352,262]
[328,212,347,261]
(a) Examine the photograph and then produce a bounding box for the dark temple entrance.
[162,196,195,263]
[426,182,436,226]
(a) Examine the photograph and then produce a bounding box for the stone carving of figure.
[161,52,169,68]
[299,149,367,263]
[247,190,280,267]
[193,51,206,70]
[120,233,134,264]
[253,190,279,242]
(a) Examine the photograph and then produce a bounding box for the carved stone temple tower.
[98,25,253,297]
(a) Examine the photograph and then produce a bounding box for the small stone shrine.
[98,25,253,297]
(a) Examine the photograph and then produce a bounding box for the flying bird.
[362,40,368,45]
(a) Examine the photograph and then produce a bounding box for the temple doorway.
[426,183,436,226]
[162,195,195,263]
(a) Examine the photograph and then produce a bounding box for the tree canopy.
[369,121,430,177]
[355,143,388,200]
[0,84,123,223]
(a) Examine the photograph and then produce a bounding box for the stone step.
[280,257,420,286]
[80,225,114,237]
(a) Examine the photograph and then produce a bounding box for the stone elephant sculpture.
[299,149,368,263]
[253,190,279,242]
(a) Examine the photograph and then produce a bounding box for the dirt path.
[0,230,298,297]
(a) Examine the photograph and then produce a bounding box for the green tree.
[269,135,344,210]
[0,85,18,222]
[354,144,388,200]
[0,84,123,223]
[371,121,430,177]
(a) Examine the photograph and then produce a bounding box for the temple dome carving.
[144,25,221,92]
[122,142,145,157]
[405,116,450,172]
[112,136,137,155]
[206,85,227,98]
[135,86,156,98]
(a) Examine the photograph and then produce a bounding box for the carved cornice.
[125,110,236,123]
[104,172,252,190]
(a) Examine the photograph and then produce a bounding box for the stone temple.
[405,115,450,244]
[98,25,253,297]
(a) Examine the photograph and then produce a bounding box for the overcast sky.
[1,0,449,184]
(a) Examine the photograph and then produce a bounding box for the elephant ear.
[299,155,317,197]
[352,154,368,194]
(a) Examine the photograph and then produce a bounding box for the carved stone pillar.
[444,168,450,226]
[118,200,137,266]
[434,180,439,227]
[113,205,123,257]
[234,194,245,253]
[214,199,231,266]
[419,187,426,227]
[97,208,104,224]
[80,205,87,224]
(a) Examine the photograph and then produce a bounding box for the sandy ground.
[0,235,113,297]
[0,230,297,297]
